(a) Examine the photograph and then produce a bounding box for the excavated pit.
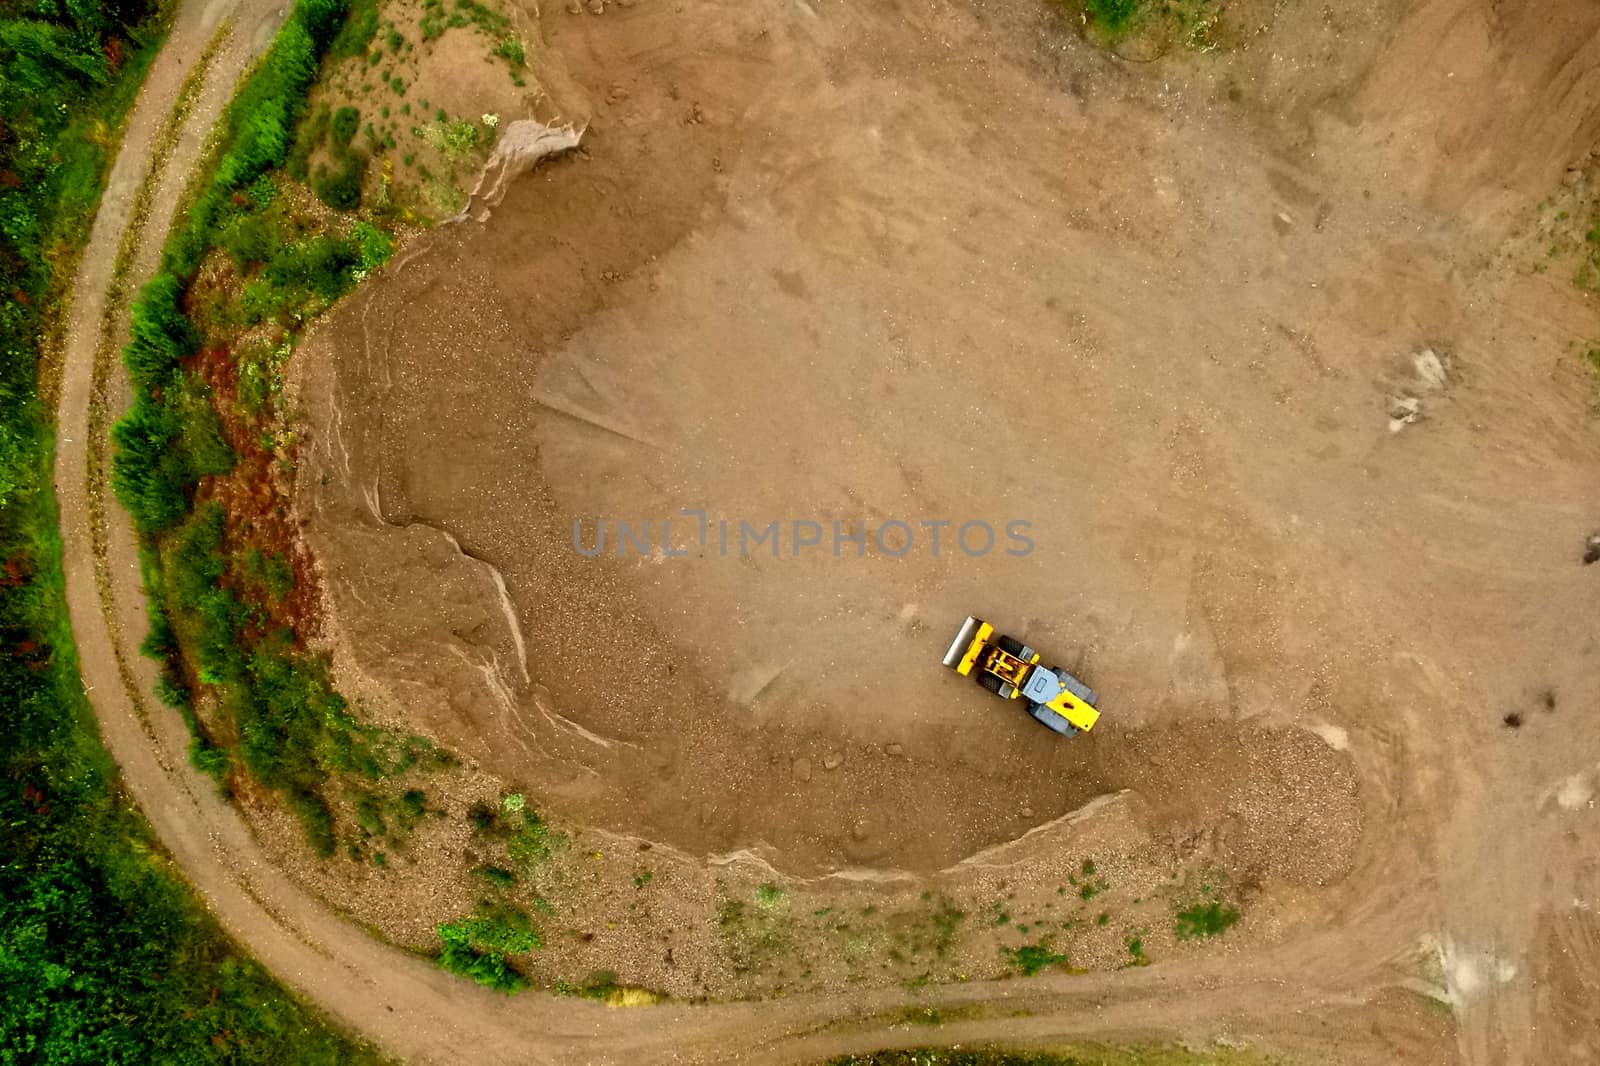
[293,0,1600,889]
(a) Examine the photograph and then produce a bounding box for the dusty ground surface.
[289,0,1600,1054]
[59,0,1600,1061]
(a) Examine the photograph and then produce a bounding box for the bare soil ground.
[58,0,1600,1060]
[286,0,1600,1053]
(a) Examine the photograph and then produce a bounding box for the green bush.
[473,864,516,888]
[436,902,540,992]
[1174,901,1239,940]
[400,788,427,818]
[177,389,238,477]
[495,38,525,66]
[311,151,366,210]
[243,547,295,601]
[289,788,338,857]
[265,236,362,299]
[351,219,393,269]
[1006,940,1069,976]
[506,808,566,869]
[353,793,386,837]
[331,105,360,145]
[287,104,331,180]
[124,271,200,386]
[109,380,234,535]
[221,213,279,270]
[327,0,378,57]
[168,502,228,606]
[110,393,191,532]
[190,736,232,779]
[1085,0,1139,32]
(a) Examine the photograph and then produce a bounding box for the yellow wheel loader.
[941,616,1100,735]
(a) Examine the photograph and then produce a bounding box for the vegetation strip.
[0,0,382,1057]
[101,0,527,991]
[107,0,433,859]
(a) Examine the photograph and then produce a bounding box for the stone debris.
[1388,394,1421,433]
[1412,348,1449,390]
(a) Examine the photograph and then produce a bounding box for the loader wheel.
[997,635,1025,657]
[977,673,1005,695]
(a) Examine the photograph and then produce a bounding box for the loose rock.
[822,751,843,771]
[1412,348,1448,390]
[793,757,813,782]
[1388,394,1421,433]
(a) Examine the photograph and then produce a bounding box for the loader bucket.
[942,615,982,668]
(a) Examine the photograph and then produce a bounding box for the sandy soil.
[56,0,1600,1061]
[288,0,1600,1056]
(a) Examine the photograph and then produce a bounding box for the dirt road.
[56,0,1600,1062]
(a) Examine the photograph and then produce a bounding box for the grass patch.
[506,807,567,870]
[1085,0,1138,32]
[929,897,966,956]
[553,971,664,1007]
[1070,860,1110,901]
[1065,0,1222,53]
[465,795,569,876]
[719,888,794,973]
[1582,344,1600,378]
[1005,940,1070,976]
[1174,901,1239,940]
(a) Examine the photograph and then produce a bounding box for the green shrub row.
[107,0,412,855]
[156,505,448,857]
[0,0,381,1056]
[111,0,353,533]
